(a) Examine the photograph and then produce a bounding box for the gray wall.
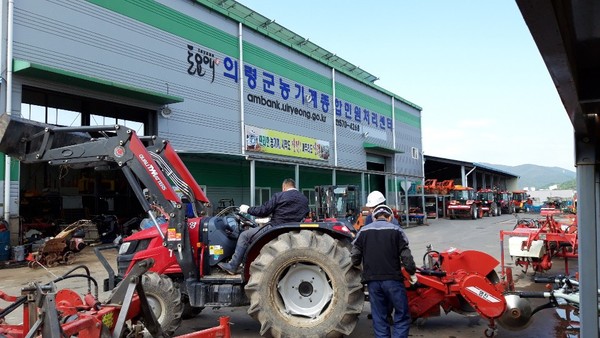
[12,0,423,178]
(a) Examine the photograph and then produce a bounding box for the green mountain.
[480,163,576,189]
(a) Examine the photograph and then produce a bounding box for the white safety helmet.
[365,190,386,208]
[372,204,393,219]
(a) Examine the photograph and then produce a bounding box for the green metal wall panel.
[255,163,295,188]
[336,171,361,186]
[183,159,250,187]
[0,154,19,180]
[299,167,331,188]
[86,0,239,57]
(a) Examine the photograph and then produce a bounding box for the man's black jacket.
[351,219,416,282]
[248,188,309,225]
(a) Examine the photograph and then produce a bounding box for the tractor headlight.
[118,242,131,255]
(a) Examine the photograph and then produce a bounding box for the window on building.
[90,114,145,136]
[22,104,82,127]
[302,188,316,209]
[411,147,419,159]
[255,187,271,205]
[21,86,155,135]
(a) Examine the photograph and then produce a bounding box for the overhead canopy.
[363,142,403,154]
[516,0,600,139]
[13,59,184,105]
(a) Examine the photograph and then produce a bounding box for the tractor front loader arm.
[0,113,199,281]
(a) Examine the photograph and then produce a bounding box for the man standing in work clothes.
[351,204,417,338]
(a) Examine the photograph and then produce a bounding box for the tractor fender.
[459,274,506,319]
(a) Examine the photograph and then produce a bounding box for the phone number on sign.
[336,119,360,132]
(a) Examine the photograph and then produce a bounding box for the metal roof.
[515,1,599,335]
[516,0,600,137]
[424,155,519,178]
[196,0,421,110]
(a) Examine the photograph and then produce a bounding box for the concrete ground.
[0,213,579,337]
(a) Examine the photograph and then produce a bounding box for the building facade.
[0,0,423,234]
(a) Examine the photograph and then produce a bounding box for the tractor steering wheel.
[235,208,257,231]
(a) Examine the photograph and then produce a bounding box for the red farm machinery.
[0,258,231,338]
[446,185,479,219]
[511,190,532,213]
[477,189,500,217]
[406,245,516,337]
[500,213,578,275]
[495,191,514,214]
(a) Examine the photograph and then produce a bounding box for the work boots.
[217,245,245,275]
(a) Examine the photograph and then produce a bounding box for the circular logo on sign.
[114,146,125,158]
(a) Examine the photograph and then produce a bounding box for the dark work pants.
[367,280,410,338]
[232,225,271,266]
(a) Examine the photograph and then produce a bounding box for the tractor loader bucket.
[0,113,90,160]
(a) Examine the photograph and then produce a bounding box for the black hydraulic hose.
[0,295,27,319]
[422,250,441,268]
[417,268,447,277]
[512,291,548,298]
[51,274,99,300]
[533,276,560,284]
[55,265,93,294]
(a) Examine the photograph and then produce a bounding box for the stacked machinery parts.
[417,179,454,195]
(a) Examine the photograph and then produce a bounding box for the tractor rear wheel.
[140,272,183,336]
[246,230,364,338]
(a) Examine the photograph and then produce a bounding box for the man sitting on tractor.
[218,178,309,274]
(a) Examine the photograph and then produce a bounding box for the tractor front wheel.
[246,230,364,338]
[471,206,478,219]
[140,272,183,336]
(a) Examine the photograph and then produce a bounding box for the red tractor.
[446,185,479,219]
[477,189,500,217]
[511,190,532,213]
[495,191,514,214]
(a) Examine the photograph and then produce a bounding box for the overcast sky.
[237,1,575,171]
